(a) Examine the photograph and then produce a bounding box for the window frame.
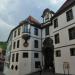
[34,40,38,48]
[54,33,60,44]
[66,9,73,22]
[17,40,20,48]
[13,42,16,49]
[18,27,21,35]
[23,52,28,58]
[68,27,75,40]
[16,53,19,62]
[45,26,49,35]
[35,61,40,68]
[14,30,16,37]
[34,27,38,36]
[56,50,61,57]
[54,18,58,28]
[70,48,75,56]
[12,54,15,62]
[34,53,39,58]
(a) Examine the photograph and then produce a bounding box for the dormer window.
[45,13,49,22]
[42,8,55,23]
[23,24,30,33]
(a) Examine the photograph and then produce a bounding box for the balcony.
[22,24,30,47]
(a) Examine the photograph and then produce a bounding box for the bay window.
[23,24,30,33]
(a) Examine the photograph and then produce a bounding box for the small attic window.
[45,13,49,21]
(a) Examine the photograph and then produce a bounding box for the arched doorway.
[42,37,55,72]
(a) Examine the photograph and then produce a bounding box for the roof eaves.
[52,0,75,19]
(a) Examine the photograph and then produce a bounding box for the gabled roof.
[53,0,75,18]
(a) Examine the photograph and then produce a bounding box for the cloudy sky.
[0,0,66,41]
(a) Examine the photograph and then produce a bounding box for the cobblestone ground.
[29,71,64,75]
[0,72,4,75]
[29,71,55,75]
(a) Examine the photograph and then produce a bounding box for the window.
[12,54,15,62]
[35,61,40,68]
[23,52,28,58]
[54,33,60,44]
[45,27,49,35]
[68,27,75,40]
[70,48,75,56]
[18,28,21,35]
[45,13,49,22]
[34,53,39,58]
[11,65,14,70]
[56,50,61,57]
[14,31,16,37]
[66,9,73,22]
[13,42,16,49]
[15,65,18,70]
[16,53,19,62]
[17,40,20,48]
[34,28,38,35]
[23,25,30,33]
[54,18,58,28]
[34,40,38,48]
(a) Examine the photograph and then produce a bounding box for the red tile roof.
[28,16,40,24]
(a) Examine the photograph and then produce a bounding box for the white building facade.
[4,0,75,75]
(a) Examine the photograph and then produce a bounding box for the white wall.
[53,6,75,74]
[9,24,42,75]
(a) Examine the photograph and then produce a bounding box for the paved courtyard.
[0,72,4,75]
[0,71,66,75]
[29,71,54,75]
[28,71,64,75]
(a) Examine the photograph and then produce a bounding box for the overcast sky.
[0,0,66,41]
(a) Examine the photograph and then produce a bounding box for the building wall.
[9,24,42,75]
[5,4,75,75]
[53,6,75,74]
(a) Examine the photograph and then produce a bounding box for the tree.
[0,42,7,55]
[42,37,54,71]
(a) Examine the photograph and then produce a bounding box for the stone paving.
[28,71,55,75]
[0,71,66,75]
[29,72,65,75]
[28,71,65,75]
[0,72,4,75]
